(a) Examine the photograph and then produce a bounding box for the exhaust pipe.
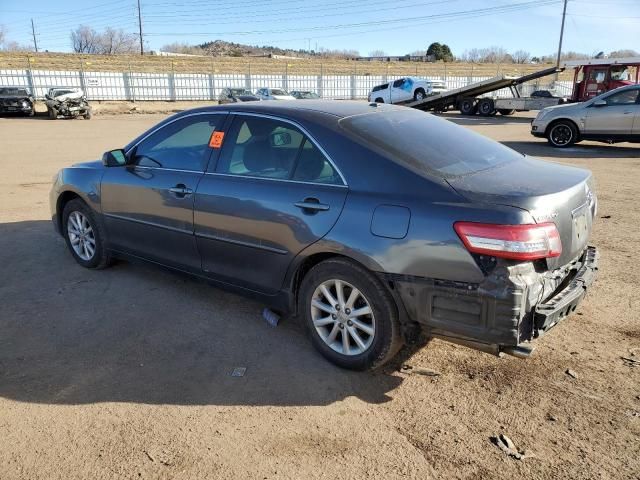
[501,345,535,359]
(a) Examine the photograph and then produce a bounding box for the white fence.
[0,68,571,101]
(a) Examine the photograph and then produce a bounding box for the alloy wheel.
[310,279,375,356]
[550,124,573,146]
[67,211,96,261]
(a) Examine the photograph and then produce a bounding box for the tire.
[413,88,426,101]
[25,102,35,117]
[459,98,476,115]
[62,198,112,269]
[546,120,578,148]
[299,258,403,370]
[477,98,496,116]
[374,97,384,103]
[48,107,57,120]
[498,108,516,116]
[83,109,92,120]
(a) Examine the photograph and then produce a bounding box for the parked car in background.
[218,88,260,104]
[50,101,598,370]
[0,86,35,116]
[531,89,568,103]
[255,88,296,100]
[45,88,91,120]
[290,90,320,99]
[367,77,447,104]
[531,84,640,147]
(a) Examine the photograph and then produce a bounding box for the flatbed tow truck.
[405,58,640,116]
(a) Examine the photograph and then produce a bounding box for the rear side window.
[372,84,388,92]
[216,116,342,184]
[339,109,522,177]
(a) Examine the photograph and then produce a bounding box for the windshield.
[300,91,319,98]
[271,89,288,96]
[0,88,29,96]
[339,109,522,177]
[230,89,252,95]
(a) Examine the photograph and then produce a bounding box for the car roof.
[186,100,401,119]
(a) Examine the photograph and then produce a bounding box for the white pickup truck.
[367,77,447,104]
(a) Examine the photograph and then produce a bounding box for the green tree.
[427,42,454,61]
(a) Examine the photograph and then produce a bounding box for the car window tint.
[292,139,341,185]
[392,79,404,88]
[604,89,639,105]
[133,115,223,171]
[340,109,522,178]
[217,116,304,179]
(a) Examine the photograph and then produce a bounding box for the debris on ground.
[566,369,578,379]
[621,357,640,368]
[231,367,247,377]
[600,215,612,219]
[144,451,155,462]
[547,413,558,422]
[400,364,441,377]
[491,434,535,460]
[262,308,280,327]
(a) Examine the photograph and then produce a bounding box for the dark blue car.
[50,101,598,370]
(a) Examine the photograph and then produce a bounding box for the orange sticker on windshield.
[209,131,225,149]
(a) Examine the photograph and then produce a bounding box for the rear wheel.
[374,97,384,103]
[62,199,112,269]
[547,120,578,148]
[459,98,476,115]
[498,108,516,116]
[477,98,496,116]
[299,258,402,370]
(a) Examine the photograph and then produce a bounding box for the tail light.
[454,222,562,261]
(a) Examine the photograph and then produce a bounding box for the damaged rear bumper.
[389,246,598,357]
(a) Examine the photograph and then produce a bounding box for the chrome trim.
[124,111,229,156]
[131,165,206,175]
[203,171,348,188]
[225,111,348,186]
[195,231,288,255]
[104,213,193,235]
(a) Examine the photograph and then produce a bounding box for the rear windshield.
[271,89,287,96]
[339,109,522,177]
[0,87,29,96]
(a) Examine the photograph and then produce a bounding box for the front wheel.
[413,89,426,101]
[547,120,578,148]
[62,199,112,269]
[48,107,57,120]
[299,258,403,370]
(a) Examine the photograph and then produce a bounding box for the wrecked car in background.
[0,86,35,116]
[45,88,92,120]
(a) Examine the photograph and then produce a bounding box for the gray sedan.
[50,101,598,370]
[531,84,640,147]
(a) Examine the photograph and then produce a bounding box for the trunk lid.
[447,156,596,268]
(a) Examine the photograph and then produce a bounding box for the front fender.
[50,165,105,233]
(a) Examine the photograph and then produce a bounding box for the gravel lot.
[0,110,638,480]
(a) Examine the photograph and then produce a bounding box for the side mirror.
[270,131,292,147]
[102,149,127,167]
[593,99,607,107]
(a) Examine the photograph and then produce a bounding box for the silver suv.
[531,84,640,147]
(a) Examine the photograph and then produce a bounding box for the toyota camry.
[50,101,598,370]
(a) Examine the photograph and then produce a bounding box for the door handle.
[169,184,193,197]
[623,111,633,115]
[294,198,330,212]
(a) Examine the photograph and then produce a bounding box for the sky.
[0,0,638,57]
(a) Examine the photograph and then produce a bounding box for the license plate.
[573,206,588,242]
[69,107,80,111]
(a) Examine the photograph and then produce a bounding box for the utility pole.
[31,18,38,53]
[137,0,144,55]
[555,0,568,78]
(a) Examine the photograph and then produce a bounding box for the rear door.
[584,88,640,135]
[194,113,348,294]
[101,113,226,270]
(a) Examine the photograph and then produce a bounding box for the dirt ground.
[0,109,638,480]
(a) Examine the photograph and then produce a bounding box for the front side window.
[216,116,341,184]
[603,89,639,106]
[392,79,405,88]
[132,115,224,171]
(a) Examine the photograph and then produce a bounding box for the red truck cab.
[566,58,640,102]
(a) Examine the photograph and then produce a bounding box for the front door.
[584,88,640,135]
[101,113,227,270]
[194,114,348,294]
[390,78,410,103]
